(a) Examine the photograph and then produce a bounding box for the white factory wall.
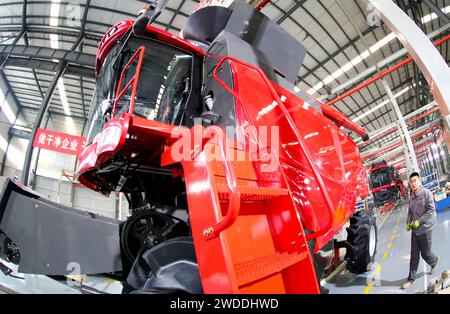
[0,74,128,219]
[0,168,129,219]
[0,74,28,169]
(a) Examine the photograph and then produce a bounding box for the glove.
[411,220,420,229]
[406,224,411,232]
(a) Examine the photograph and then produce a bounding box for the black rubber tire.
[345,210,377,274]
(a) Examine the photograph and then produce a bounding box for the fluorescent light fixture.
[0,134,7,152]
[1,102,17,124]
[50,0,61,27]
[307,32,397,95]
[49,0,75,131]
[353,86,411,123]
[57,78,71,116]
[0,87,4,105]
[49,34,59,49]
[307,5,449,96]
[421,6,450,24]
[65,116,76,135]
[0,88,17,124]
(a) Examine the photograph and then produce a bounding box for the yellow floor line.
[364,283,374,294]
[376,264,382,274]
[102,280,119,284]
[364,203,403,294]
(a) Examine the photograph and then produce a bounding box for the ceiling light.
[352,86,411,123]
[307,33,397,95]
[57,78,72,117]
[421,6,450,24]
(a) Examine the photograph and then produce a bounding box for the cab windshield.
[85,37,194,144]
[369,170,390,189]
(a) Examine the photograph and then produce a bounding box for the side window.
[113,38,193,125]
[157,56,192,125]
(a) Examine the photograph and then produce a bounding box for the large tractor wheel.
[344,210,377,274]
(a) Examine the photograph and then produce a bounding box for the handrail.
[113,45,146,117]
[213,56,335,241]
[200,126,241,240]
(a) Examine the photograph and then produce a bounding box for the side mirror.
[101,99,114,120]
[200,92,221,125]
[133,0,169,36]
[201,111,222,126]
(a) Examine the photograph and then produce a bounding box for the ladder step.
[234,251,308,286]
[216,183,289,201]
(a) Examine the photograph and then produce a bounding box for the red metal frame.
[201,126,241,239]
[96,21,205,76]
[256,0,271,10]
[112,45,146,117]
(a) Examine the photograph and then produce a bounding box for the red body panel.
[228,62,368,251]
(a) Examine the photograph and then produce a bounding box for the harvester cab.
[369,160,406,207]
[0,0,377,294]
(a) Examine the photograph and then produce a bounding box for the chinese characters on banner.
[32,128,87,156]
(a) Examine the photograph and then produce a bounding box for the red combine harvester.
[0,1,377,293]
[369,161,406,207]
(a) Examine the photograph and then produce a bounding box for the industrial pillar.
[434,137,446,176]
[382,80,419,172]
[398,123,413,174]
[363,0,450,153]
[429,142,441,179]
[21,61,68,185]
[30,114,51,190]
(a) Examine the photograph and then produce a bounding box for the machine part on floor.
[0,232,20,265]
[0,179,123,276]
[120,208,190,264]
[423,270,450,294]
[124,237,202,294]
[335,211,378,274]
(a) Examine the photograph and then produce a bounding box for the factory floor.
[1,202,448,294]
[325,202,450,294]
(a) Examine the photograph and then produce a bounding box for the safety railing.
[200,126,241,240]
[212,56,335,240]
[113,45,146,117]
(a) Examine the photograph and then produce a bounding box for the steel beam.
[322,25,450,101]
[2,57,95,78]
[362,0,450,149]
[0,25,103,41]
[422,0,450,24]
[0,45,95,67]
[382,79,418,171]
[21,61,68,185]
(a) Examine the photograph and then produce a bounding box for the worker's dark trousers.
[409,230,438,281]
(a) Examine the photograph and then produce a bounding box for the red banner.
[32,128,87,156]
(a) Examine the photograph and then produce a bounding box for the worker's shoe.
[401,279,414,289]
[430,256,440,274]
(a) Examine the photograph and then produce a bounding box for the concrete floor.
[1,201,448,294]
[325,202,450,294]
